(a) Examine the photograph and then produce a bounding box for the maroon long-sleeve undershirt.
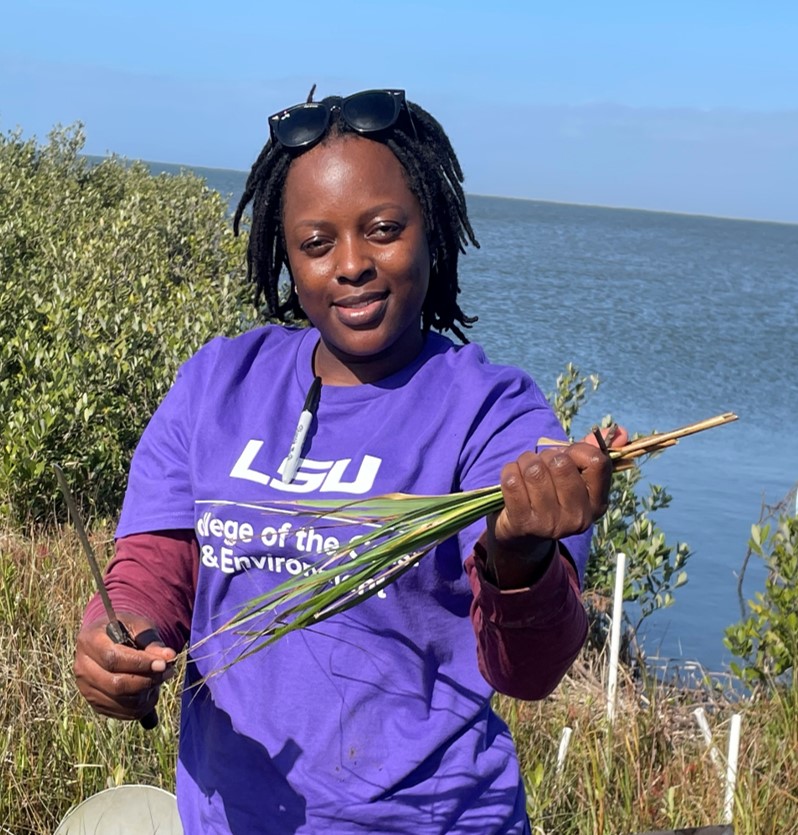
[83,530,587,700]
[83,530,198,654]
[465,539,587,700]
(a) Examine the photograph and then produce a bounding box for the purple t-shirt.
[118,325,587,834]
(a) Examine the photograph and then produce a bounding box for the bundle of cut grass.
[195,412,737,666]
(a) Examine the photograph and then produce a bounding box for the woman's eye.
[300,237,332,254]
[370,222,402,240]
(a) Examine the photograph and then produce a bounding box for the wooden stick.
[610,439,679,470]
[617,439,679,458]
[609,412,738,462]
[537,412,737,470]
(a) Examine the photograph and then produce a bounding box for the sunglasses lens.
[274,105,330,148]
[341,91,400,133]
[270,91,409,150]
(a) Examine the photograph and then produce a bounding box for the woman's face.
[282,135,430,385]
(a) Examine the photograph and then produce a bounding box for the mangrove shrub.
[549,364,692,638]
[726,512,798,687]
[0,124,254,522]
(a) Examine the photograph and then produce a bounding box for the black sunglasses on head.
[268,89,417,150]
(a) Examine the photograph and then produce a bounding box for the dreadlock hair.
[233,93,480,342]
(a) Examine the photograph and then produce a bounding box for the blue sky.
[3,0,797,221]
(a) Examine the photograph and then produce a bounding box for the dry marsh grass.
[0,525,181,834]
[1,523,795,834]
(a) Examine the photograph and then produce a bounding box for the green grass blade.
[192,484,507,665]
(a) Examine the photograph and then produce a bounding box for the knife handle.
[105,622,159,731]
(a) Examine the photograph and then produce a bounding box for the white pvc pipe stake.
[692,707,723,775]
[606,551,626,725]
[556,726,573,775]
[724,713,742,823]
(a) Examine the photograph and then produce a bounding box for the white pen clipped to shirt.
[282,376,322,483]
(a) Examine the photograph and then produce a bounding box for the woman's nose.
[335,235,376,284]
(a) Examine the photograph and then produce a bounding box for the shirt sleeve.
[83,530,198,653]
[465,535,587,700]
[115,340,218,537]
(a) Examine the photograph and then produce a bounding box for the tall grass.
[0,523,181,834]
[1,523,795,834]
[499,661,798,834]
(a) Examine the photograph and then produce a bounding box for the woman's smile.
[282,135,430,385]
[332,289,390,326]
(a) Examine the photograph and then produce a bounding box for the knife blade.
[54,464,158,730]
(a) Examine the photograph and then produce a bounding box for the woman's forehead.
[283,135,419,212]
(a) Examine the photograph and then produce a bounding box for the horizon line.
[83,153,798,228]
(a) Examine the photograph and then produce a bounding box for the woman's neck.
[312,330,426,386]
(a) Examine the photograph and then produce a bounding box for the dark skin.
[74,612,175,720]
[74,134,627,721]
[281,135,430,386]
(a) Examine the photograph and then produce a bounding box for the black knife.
[53,464,158,730]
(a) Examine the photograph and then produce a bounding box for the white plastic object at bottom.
[54,784,182,835]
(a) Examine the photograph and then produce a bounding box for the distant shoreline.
[468,190,798,228]
[83,154,798,228]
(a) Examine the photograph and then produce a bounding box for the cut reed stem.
[609,412,738,459]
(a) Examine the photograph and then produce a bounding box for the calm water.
[151,160,798,673]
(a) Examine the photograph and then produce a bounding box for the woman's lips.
[332,291,389,326]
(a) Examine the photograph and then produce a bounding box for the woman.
[75,88,625,834]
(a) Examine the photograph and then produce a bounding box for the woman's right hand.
[74,613,177,721]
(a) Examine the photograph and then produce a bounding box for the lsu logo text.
[230,440,381,494]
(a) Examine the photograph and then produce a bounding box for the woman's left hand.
[485,425,628,588]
